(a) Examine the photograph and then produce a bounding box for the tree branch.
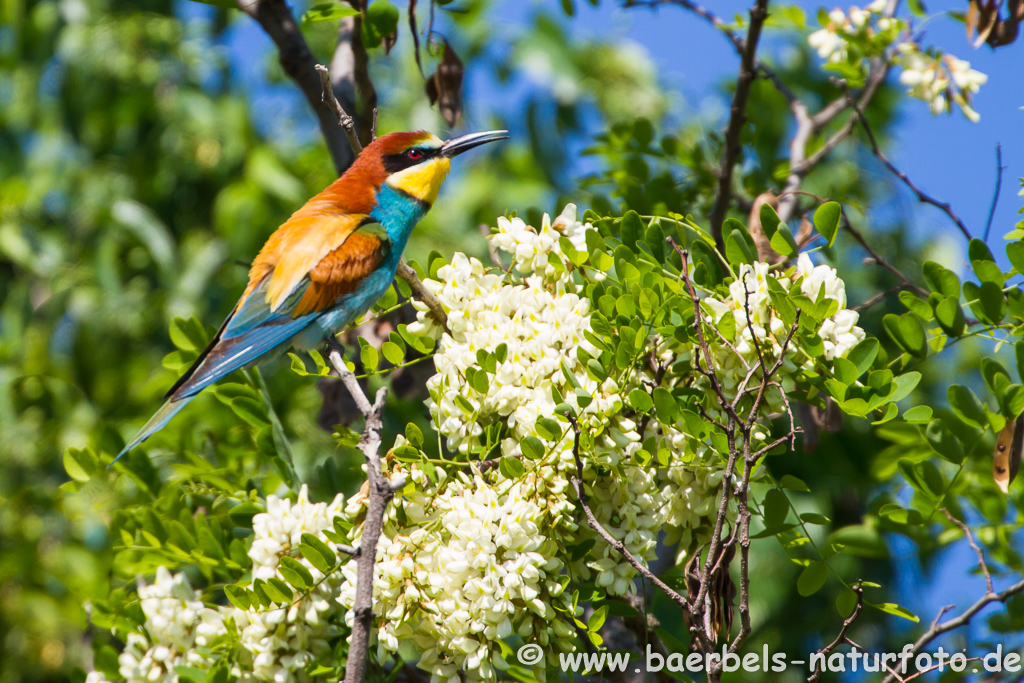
[878,577,1024,683]
[707,0,770,247]
[326,339,400,683]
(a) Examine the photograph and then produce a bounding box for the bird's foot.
[326,334,346,358]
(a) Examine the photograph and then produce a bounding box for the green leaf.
[279,555,313,590]
[873,602,919,622]
[382,341,405,366]
[522,436,546,460]
[836,590,858,617]
[903,405,933,424]
[263,578,293,603]
[847,338,879,377]
[780,475,810,492]
[300,533,337,574]
[64,448,98,482]
[934,296,965,337]
[169,317,208,352]
[652,387,678,424]
[228,503,264,526]
[535,417,563,441]
[924,419,964,464]
[889,371,921,403]
[762,488,790,528]
[979,280,1007,323]
[813,202,841,247]
[499,456,525,479]
[899,291,933,320]
[769,222,798,257]
[948,384,986,429]
[922,261,960,298]
[759,203,781,239]
[879,503,923,525]
[1003,384,1024,419]
[362,0,400,48]
[800,513,831,525]
[797,561,828,596]
[620,211,643,250]
[588,605,609,632]
[898,459,945,500]
[224,584,251,611]
[883,314,926,358]
[302,2,360,23]
[724,219,756,265]
[969,238,995,263]
[230,397,270,428]
[627,388,654,413]
[1007,241,1024,274]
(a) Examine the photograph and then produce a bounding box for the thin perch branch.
[326,340,398,683]
[396,260,451,335]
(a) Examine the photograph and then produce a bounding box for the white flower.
[896,45,986,122]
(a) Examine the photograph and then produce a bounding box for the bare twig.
[853,282,910,312]
[842,216,930,300]
[326,339,400,683]
[878,579,1024,683]
[707,0,770,247]
[565,416,692,614]
[807,582,864,682]
[315,64,363,156]
[984,143,1004,242]
[839,81,973,241]
[940,508,993,594]
[778,58,891,225]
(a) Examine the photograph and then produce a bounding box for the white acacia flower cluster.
[407,205,726,597]
[108,567,224,683]
[808,1,896,63]
[807,4,987,122]
[229,487,347,683]
[337,466,576,683]
[895,44,987,121]
[88,486,347,683]
[410,205,612,455]
[702,254,865,396]
[490,209,591,278]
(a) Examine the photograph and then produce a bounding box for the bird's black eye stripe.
[382,147,437,174]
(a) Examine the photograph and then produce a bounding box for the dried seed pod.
[425,40,463,127]
[993,413,1023,493]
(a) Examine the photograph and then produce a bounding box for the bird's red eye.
[407,149,423,160]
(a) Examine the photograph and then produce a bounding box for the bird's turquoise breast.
[297,184,429,348]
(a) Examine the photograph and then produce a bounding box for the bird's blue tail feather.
[109,397,191,467]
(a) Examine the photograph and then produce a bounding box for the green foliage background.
[2,0,1022,681]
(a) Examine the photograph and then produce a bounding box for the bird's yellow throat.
[386,156,451,205]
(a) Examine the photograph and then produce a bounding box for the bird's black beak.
[440,130,509,158]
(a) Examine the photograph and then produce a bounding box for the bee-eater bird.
[115,130,508,462]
